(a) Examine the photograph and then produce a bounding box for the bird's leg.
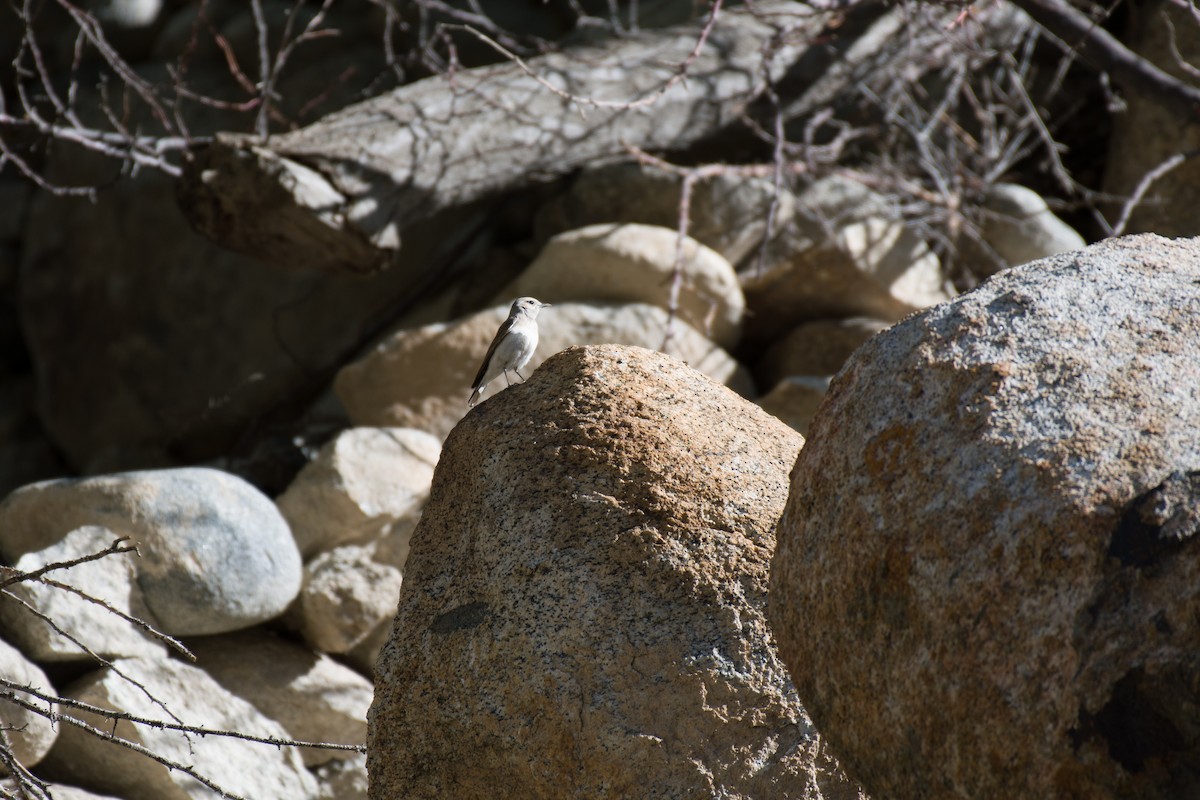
[503,370,512,387]
[514,368,526,383]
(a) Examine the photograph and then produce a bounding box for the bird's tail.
[467,385,485,407]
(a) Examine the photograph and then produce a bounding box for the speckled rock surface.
[368,344,863,800]
[0,468,302,635]
[770,234,1200,799]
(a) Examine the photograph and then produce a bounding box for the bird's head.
[512,296,550,319]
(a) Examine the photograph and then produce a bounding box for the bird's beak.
[541,302,552,308]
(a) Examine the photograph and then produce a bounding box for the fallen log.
[176,1,841,275]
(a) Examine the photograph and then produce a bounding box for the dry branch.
[176,1,839,275]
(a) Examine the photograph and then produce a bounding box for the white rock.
[835,217,949,309]
[277,427,438,559]
[501,223,745,348]
[975,183,1086,273]
[313,753,368,800]
[42,657,318,800]
[0,637,57,771]
[0,525,165,661]
[189,630,372,766]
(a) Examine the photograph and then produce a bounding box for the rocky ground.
[1,1,1198,799]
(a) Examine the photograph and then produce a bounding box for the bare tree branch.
[1010,0,1200,114]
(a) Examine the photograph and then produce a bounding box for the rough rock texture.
[532,163,796,266]
[276,426,439,558]
[368,344,862,800]
[335,302,753,441]
[0,468,302,635]
[42,657,318,800]
[769,234,1200,799]
[188,629,372,766]
[499,223,745,349]
[753,317,888,392]
[0,636,58,771]
[0,525,165,661]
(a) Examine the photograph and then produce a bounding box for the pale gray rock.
[533,162,796,265]
[0,468,302,635]
[0,637,58,771]
[368,344,863,800]
[499,223,745,349]
[0,525,165,661]
[276,427,439,559]
[967,183,1085,275]
[770,234,1200,800]
[42,657,318,800]
[335,302,753,441]
[188,630,372,767]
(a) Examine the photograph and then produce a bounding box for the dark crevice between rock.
[1108,470,1200,569]
[1070,663,1200,791]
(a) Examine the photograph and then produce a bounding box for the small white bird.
[468,297,549,407]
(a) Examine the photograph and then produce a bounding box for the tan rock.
[500,223,745,349]
[367,344,863,800]
[741,173,952,346]
[770,234,1200,800]
[0,637,57,771]
[0,525,165,661]
[42,657,318,799]
[335,302,752,441]
[276,427,439,559]
[0,780,123,800]
[533,162,796,265]
[189,629,372,766]
[295,543,403,655]
[753,317,888,391]
[756,376,830,437]
[970,183,1085,274]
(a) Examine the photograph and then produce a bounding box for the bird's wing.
[472,315,516,390]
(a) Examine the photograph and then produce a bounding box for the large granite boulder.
[368,344,863,800]
[770,234,1200,799]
